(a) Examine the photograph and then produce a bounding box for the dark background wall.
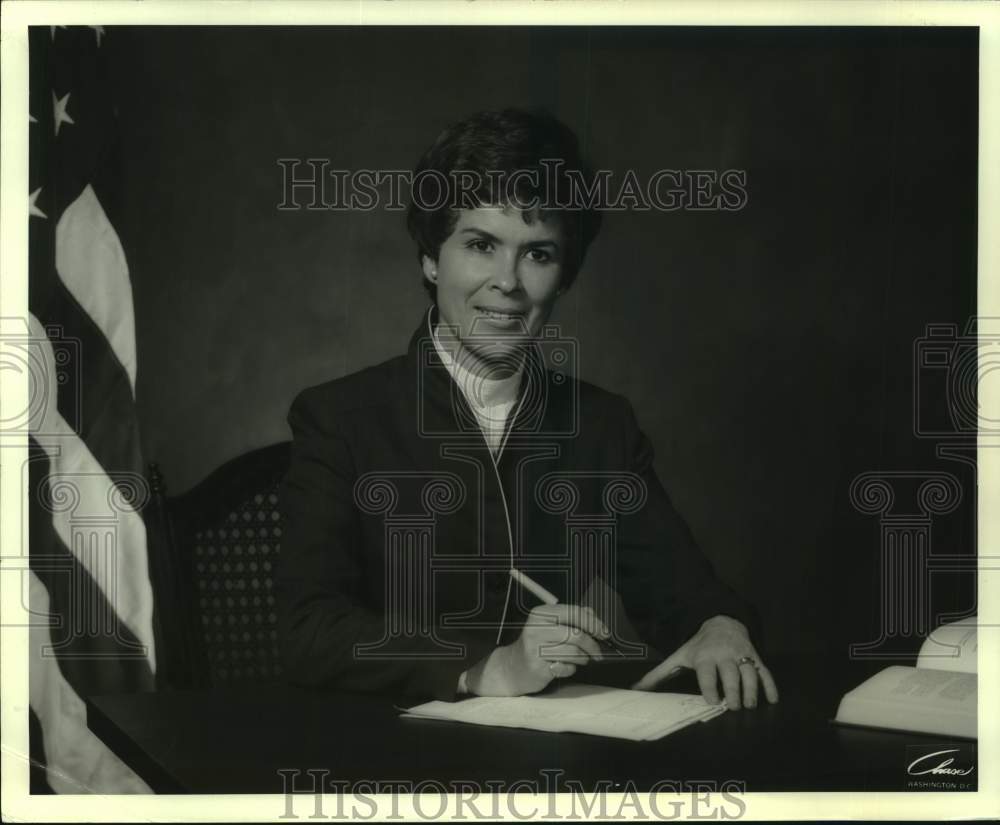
[111,26,977,658]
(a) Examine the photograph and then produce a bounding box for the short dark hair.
[406,108,603,303]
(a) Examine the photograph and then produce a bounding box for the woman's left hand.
[630,615,779,709]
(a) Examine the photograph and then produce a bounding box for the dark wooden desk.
[85,655,974,793]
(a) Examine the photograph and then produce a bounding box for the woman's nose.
[489,254,521,292]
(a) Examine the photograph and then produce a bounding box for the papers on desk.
[402,684,727,741]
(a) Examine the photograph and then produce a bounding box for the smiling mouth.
[476,307,526,320]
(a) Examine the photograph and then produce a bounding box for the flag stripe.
[29,571,152,794]
[55,184,137,391]
[29,708,53,794]
[29,275,144,491]
[29,312,157,667]
[29,441,155,696]
[28,24,157,795]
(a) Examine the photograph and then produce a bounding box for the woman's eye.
[526,248,552,264]
[468,239,493,253]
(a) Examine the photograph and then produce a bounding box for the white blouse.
[432,326,524,456]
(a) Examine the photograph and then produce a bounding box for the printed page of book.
[834,665,977,739]
[917,616,978,674]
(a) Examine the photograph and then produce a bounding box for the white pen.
[509,567,558,605]
[508,567,624,656]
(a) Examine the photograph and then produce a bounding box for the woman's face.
[423,206,564,373]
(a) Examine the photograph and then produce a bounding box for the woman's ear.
[421,255,438,283]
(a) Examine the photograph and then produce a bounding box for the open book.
[834,618,978,739]
[402,683,727,741]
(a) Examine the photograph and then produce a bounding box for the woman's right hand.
[465,604,610,696]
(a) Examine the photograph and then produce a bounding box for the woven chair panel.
[191,485,283,684]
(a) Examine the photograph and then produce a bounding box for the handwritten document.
[401,684,727,741]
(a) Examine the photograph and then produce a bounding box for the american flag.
[28,25,156,793]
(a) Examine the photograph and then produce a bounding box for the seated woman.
[277,108,778,710]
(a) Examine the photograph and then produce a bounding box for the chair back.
[150,442,291,687]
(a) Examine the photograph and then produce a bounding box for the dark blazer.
[277,307,759,701]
